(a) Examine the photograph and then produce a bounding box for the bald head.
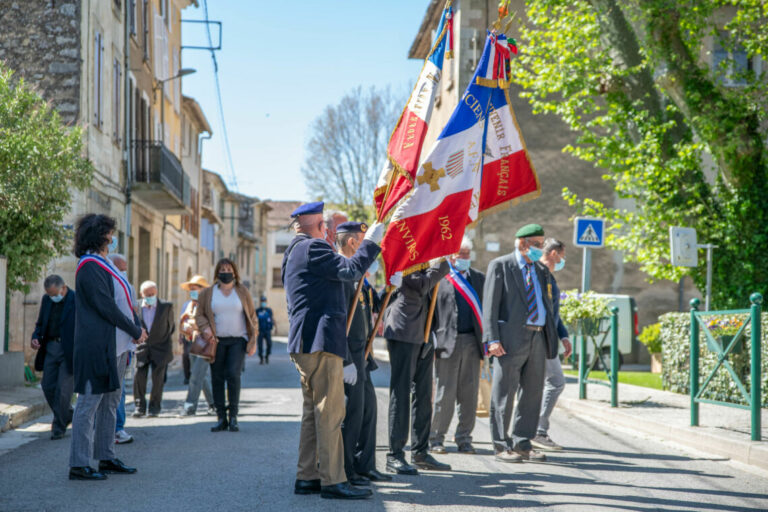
[107,253,128,272]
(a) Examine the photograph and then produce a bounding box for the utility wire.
[203,0,238,191]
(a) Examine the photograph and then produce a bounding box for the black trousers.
[211,337,246,417]
[182,340,191,381]
[386,339,434,459]
[342,348,378,476]
[257,331,272,358]
[133,361,167,414]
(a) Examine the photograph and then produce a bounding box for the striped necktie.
[524,263,539,324]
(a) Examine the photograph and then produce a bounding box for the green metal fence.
[689,293,762,441]
[578,306,620,407]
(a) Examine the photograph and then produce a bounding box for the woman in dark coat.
[68,214,147,481]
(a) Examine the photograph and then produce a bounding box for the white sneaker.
[115,429,134,444]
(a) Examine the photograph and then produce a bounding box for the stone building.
[264,200,303,335]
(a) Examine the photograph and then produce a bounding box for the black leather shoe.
[211,416,229,432]
[386,456,419,475]
[320,482,372,500]
[412,453,452,471]
[348,473,370,486]
[51,431,64,440]
[294,479,321,495]
[361,468,392,482]
[69,466,107,480]
[228,416,239,432]
[98,458,137,474]
[265,356,269,364]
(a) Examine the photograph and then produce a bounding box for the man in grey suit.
[483,224,559,463]
[429,238,485,455]
[382,260,451,475]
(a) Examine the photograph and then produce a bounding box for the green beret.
[515,223,545,238]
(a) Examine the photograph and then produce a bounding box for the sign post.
[573,217,605,293]
[669,227,717,311]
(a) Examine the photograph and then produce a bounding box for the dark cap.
[336,221,368,234]
[291,201,324,218]
[515,223,545,238]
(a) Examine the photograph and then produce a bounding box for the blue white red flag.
[445,261,482,328]
[381,31,539,279]
[374,2,453,221]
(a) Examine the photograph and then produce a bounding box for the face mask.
[526,246,543,262]
[367,260,380,275]
[190,290,199,301]
[143,296,157,307]
[554,257,566,272]
[218,272,235,284]
[454,258,471,272]
[260,301,267,308]
[50,293,64,303]
[108,235,119,253]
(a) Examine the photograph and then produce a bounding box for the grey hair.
[336,231,358,250]
[323,210,347,227]
[107,253,127,265]
[460,236,473,251]
[543,238,565,254]
[140,280,158,294]
[43,274,65,289]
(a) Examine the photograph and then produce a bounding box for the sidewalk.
[0,384,49,433]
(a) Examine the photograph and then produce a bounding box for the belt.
[47,337,62,342]
[524,325,543,332]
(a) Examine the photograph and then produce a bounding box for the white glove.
[389,271,403,287]
[363,222,386,245]
[343,364,358,385]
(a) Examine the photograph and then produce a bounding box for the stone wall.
[0,1,82,124]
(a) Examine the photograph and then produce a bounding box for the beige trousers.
[291,351,346,486]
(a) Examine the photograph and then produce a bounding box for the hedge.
[660,312,768,407]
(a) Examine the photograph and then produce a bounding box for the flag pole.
[423,283,440,343]
[346,278,366,336]
[364,288,394,360]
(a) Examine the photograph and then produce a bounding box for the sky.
[181,0,429,202]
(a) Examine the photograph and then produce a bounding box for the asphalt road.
[1,340,767,512]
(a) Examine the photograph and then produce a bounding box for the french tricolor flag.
[374,3,453,221]
[381,31,540,279]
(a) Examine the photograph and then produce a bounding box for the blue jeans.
[184,354,213,413]
[115,352,131,432]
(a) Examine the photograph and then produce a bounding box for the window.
[272,268,284,288]
[713,30,753,86]
[275,244,289,254]
[93,31,104,129]
[112,58,122,144]
[142,0,149,61]
[130,0,137,36]
[154,13,169,80]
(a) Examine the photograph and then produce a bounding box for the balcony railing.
[131,140,191,214]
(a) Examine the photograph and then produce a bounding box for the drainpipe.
[124,0,132,261]
[196,132,212,272]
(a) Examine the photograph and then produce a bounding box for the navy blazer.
[282,234,380,358]
[32,289,76,373]
[73,260,143,395]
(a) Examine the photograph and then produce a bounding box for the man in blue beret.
[282,202,384,500]
[483,223,559,463]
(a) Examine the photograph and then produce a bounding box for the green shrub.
[638,323,662,354]
[660,312,768,407]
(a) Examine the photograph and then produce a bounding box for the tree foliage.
[511,0,768,308]
[0,64,93,292]
[302,86,403,221]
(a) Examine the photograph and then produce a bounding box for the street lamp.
[154,68,196,144]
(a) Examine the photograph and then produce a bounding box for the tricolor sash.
[446,262,482,329]
[76,253,133,306]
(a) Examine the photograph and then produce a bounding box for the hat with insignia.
[290,201,324,218]
[336,221,368,234]
[515,223,545,238]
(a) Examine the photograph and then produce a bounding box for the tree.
[0,64,94,292]
[302,86,403,221]
[511,0,768,307]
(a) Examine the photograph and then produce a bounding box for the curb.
[556,395,768,473]
[0,392,50,434]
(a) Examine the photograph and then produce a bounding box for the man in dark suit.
[483,224,559,463]
[430,238,485,455]
[282,202,382,500]
[382,260,451,475]
[31,275,76,440]
[133,280,175,417]
[336,222,392,487]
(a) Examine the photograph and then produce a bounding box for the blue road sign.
[574,217,605,248]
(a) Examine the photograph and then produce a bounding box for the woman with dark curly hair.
[195,258,258,432]
[68,214,148,481]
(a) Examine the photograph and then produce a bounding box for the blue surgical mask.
[190,290,199,301]
[526,246,543,262]
[143,296,157,307]
[50,293,64,303]
[108,235,119,253]
[453,258,471,272]
[367,260,380,275]
[260,301,267,308]
[554,257,566,272]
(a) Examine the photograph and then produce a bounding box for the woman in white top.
[195,259,258,432]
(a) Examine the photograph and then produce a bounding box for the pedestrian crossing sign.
[573,217,605,248]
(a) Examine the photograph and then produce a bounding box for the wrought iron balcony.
[131,140,191,214]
